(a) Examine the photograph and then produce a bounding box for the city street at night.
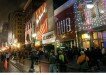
[0,0,106,73]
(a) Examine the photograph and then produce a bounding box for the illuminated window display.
[103,31,106,48]
[81,33,90,49]
[74,0,106,48]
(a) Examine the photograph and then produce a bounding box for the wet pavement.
[0,61,21,73]
[0,58,106,73]
[10,59,49,73]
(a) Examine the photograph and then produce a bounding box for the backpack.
[80,55,87,65]
[79,55,89,72]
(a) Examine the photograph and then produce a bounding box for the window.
[57,22,60,35]
[58,22,61,34]
[93,32,98,39]
[63,20,66,33]
[18,22,21,25]
[66,18,71,32]
[29,24,30,29]
[98,32,102,39]
[18,30,22,33]
[61,21,63,34]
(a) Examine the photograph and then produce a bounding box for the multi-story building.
[74,0,106,49]
[24,0,45,46]
[0,33,2,48]
[24,0,69,52]
[34,2,48,49]
[54,0,76,49]
[1,22,9,48]
[8,10,26,47]
[0,25,2,47]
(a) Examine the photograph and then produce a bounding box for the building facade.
[54,0,76,49]
[8,10,26,48]
[1,22,9,47]
[34,2,48,48]
[24,0,46,47]
[74,0,106,49]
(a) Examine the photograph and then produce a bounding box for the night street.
[0,57,106,73]
[0,0,106,73]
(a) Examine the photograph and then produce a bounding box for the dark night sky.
[0,0,68,25]
[0,0,27,24]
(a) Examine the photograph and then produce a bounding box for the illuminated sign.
[42,31,56,44]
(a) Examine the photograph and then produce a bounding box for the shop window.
[83,41,90,49]
[98,32,102,39]
[93,40,99,47]
[103,40,106,48]
[103,31,106,48]
[82,33,90,40]
[93,32,98,39]
[103,31,106,38]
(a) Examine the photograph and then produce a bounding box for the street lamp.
[32,33,37,38]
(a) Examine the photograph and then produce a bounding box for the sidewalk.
[9,58,106,72]
[10,58,49,73]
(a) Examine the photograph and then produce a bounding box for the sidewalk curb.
[10,60,41,73]
[10,60,25,72]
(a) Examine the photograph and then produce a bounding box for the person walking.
[49,51,57,72]
[101,47,106,66]
[77,51,89,72]
[29,44,36,72]
[102,47,106,56]
[29,50,36,72]
[57,50,67,72]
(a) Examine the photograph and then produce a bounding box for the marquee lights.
[74,0,106,31]
[86,4,94,9]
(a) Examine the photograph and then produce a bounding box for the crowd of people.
[0,45,106,72]
[0,52,11,71]
[48,46,106,72]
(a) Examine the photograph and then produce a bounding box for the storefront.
[42,31,56,53]
[54,0,76,50]
[74,0,106,49]
[78,31,106,49]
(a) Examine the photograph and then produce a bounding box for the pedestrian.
[84,48,92,68]
[35,51,39,65]
[29,44,36,72]
[29,51,36,72]
[49,51,57,72]
[101,47,106,66]
[57,50,67,72]
[93,47,102,70]
[77,51,89,72]
[102,47,106,55]
[1,52,5,63]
